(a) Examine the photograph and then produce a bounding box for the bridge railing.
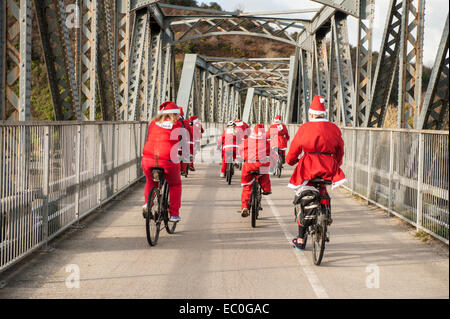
[0,121,147,272]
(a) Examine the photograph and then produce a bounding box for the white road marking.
[265,197,329,299]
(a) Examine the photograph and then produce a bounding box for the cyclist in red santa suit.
[141,101,184,222]
[239,124,276,217]
[188,115,204,172]
[267,114,290,164]
[217,121,238,178]
[286,95,345,250]
[234,119,250,146]
[178,107,194,176]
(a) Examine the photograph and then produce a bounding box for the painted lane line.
[265,197,329,299]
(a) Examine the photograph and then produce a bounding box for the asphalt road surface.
[0,162,448,299]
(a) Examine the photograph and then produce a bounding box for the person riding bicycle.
[234,119,250,146]
[267,114,290,163]
[285,96,346,250]
[217,121,238,178]
[239,124,277,217]
[142,101,184,222]
[189,115,204,172]
[178,107,194,176]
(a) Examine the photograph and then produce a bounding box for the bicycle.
[144,167,178,246]
[294,178,332,265]
[225,151,235,185]
[248,170,263,228]
[272,147,284,178]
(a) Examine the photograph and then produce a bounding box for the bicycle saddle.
[151,167,164,182]
[249,170,260,175]
[309,178,332,185]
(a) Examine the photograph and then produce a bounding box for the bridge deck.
[0,163,448,299]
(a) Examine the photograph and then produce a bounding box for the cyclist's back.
[142,101,184,222]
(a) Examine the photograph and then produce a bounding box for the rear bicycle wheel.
[277,159,282,178]
[226,163,232,185]
[312,212,327,265]
[162,182,177,234]
[146,187,161,246]
[251,182,260,228]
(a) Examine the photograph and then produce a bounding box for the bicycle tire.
[251,182,260,228]
[312,209,327,265]
[162,181,177,234]
[146,187,161,246]
[226,163,232,185]
[277,159,282,178]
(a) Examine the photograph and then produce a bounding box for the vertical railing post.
[128,123,132,185]
[74,124,82,225]
[351,129,357,194]
[114,124,119,192]
[388,130,394,215]
[97,125,102,205]
[42,126,50,248]
[367,130,373,201]
[416,132,424,230]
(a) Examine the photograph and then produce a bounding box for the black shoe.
[262,191,271,195]
[292,238,305,251]
[241,208,249,217]
[327,217,333,225]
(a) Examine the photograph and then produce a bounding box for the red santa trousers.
[142,157,182,217]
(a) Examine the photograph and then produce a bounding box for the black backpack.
[293,189,320,226]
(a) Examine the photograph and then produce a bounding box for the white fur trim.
[235,122,243,127]
[155,121,173,129]
[319,97,325,103]
[160,108,180,114]
[241,178,255,186]
[309,118,329,122]
[331,178,346,189]
[287,180,308,190]
[308,109,327,115]
[223,145,239,149]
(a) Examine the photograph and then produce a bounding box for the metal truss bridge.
[0,0,448,295]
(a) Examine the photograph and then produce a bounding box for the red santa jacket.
[286,118,345,188]
[182,118,194,155]
[143,120,183,162]
[218,127,238,153]
[235,121,250,145]
[266,123,290,150]
[238,134,272,166]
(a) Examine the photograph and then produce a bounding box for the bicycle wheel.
[312,210,327,265]
[226,163,232,185]
[251,182,259,228]
[146,187,161,246]
[277,159,282,178]
[162,182,177,234]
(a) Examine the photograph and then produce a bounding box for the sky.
[208,0,449,67]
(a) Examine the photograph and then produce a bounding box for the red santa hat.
[308,95,327,115]
[159,101,180,114]
[189,115,198,121]
[252,123,266,137]
[234,119,244,127]
[273,115,282,123]
[177,106,185,117]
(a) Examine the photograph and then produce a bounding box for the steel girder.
[1,0,32,121]
[365,0,426,129]
[331,13,356,126]
[127,9,148,121]
[163,3,310,50]
[397,0,424,129]
[116,0,130,120]
[34,0,81,121]
[96,0,119,121]
[354,0,374,126]
[417,16,449,130]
